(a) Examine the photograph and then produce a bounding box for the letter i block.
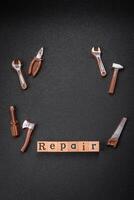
[78,141,90,152]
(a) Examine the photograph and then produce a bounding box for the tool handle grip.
[21,129,33,152]
[96,56,107,77]
[9,106,19,137]
[10,124,19,137]
[17,70,27,90]
[108,69,119,94]
[107,138,118,148]
[10,106,16,122]
[28,58,42,77]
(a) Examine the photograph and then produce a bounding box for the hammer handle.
[108,69,119,94]
[21,129,33,152]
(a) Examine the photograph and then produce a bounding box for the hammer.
[21,120,35,152]
[108,63,124,94]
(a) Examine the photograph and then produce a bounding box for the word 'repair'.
[37,141,99,152]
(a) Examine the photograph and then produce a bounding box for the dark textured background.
[0,0,134,199]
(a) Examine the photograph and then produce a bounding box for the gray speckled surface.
[0,1,134,199]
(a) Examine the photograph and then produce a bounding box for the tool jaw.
[12,59,21,71]
[91,47,101,56]
[91,47,101,53]
[36,47,44,59]
[22,120,35,130]
[112,63,124,69]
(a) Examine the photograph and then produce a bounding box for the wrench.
[12,59,27,90]
[91,47,107,77]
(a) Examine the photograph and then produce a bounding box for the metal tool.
[91,47,107,77]
[9,105,19,137]
[12,59,27,90]
[21,120,35,152]
[107,117,127,148]
[108,63,124,94]
[28,47,44,77]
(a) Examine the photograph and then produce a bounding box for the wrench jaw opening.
[91,47,101,55]
[12,59,21,70]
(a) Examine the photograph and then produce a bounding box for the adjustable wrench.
[12,59,27,90]
[91,47,107,77]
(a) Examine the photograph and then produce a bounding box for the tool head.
[22,120,35,130]
[112,63,124,70]
[91,47,101,53]
[36,47,44,59]
[12,59,22,70]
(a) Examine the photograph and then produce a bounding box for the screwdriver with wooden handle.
[9,106,19,137]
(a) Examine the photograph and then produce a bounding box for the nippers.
[28,47,44,77]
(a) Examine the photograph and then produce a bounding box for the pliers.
[28,47,44,77]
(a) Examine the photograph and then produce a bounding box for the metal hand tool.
[107,117,127,148]
[21,120,35,152]
[28,47,44,77]
[9,105,19,137]
[108,63,124,94]
[12,59,27,90]
[91,47,107,77]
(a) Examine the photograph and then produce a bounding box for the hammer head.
[112,63,124,70]
[22,120,35,130]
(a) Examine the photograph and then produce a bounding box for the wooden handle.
[107,138,118,148]
[28,58,35,75]
[21,129,33,152]
[10,123,19,137]
[9,106,19,137]
[10,106,16,122]
[108,69,119,94]
[28,58,42,77]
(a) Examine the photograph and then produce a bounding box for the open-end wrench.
[91,47,107,77]
[12,59,27,90]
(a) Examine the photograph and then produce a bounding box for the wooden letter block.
[78,142,89,152]
[47,142,58,152]
[37,141,99,153]
[68,142,78,152]
[57,142,69,152]
[37,142,47,151]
